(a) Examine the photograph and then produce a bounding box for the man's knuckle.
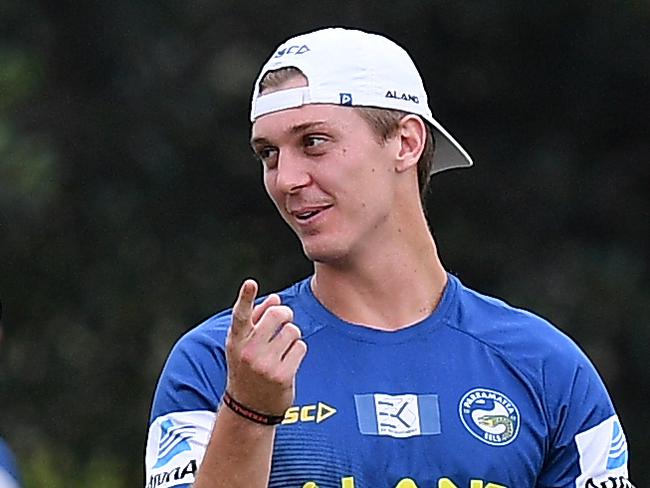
[267,307,284,322]
[285,323,301,339]
[248,355,272,374]
[232,310,247,325]
[295,339,308,356]
[239,348,256,366]
[268,370,288,386]
[267,305,292,323]
[280,306,294,321]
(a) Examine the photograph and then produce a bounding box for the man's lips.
[289,204,334,223]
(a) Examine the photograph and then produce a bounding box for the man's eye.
[257,147,278,164]
[304,135,326,148]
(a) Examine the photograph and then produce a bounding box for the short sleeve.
[537,348,633,488]
[0,438,21,488]
[144,319,229,488]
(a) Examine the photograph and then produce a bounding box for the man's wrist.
[221,391,286,426]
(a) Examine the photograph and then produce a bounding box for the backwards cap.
[250,27,473,175]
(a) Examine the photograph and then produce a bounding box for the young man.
[145,28,634,488]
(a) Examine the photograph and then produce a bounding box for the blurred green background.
[1,0,648,486]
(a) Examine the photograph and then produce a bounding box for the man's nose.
[276,151,311,194]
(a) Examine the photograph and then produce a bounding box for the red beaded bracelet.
[221,391,286,426]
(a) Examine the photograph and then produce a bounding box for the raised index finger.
[230,279,258,338]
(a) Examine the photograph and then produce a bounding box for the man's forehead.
[250,104,357,143]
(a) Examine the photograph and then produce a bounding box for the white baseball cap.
[250,27,473,175]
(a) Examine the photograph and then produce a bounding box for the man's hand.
[224,279,307,417]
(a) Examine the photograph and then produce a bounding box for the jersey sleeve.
[537,343,633,488]
[0,438,21,488]
[144,319,229,488]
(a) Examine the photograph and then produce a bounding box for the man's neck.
[310,230,447,331]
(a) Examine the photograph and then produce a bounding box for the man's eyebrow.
[250,135,270,148]
[250,120,329,147]
[288,120,329,134]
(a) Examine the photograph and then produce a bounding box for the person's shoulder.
[174,306,232,352]
[449,275,586,364]
[448,275,612,414]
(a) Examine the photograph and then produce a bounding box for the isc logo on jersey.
[283,402,337,424]
[459,388,520,446]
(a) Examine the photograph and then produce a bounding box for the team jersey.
[0,438,21,488]
[145,274,633,488]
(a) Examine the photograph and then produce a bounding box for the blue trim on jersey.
[607,420,628,469]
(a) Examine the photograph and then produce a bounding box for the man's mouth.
[292,205,333,222]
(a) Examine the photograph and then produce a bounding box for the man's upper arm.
[537,346,633,488]
[144,323,228,488]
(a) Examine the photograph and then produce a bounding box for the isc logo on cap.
[274,45,310,58]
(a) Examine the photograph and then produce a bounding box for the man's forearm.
[193,406,276,488]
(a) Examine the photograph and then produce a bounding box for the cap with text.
[250,27,473,175]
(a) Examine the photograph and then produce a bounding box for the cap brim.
[427,116,473,175]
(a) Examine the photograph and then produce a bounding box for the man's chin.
[301,241,348,265]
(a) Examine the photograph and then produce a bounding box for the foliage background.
[0,1,648,486]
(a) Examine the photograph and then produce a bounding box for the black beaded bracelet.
[221,391,286,426]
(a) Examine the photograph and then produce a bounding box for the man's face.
[251,102,401,264]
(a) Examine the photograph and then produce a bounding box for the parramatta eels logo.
[459,388,520,446]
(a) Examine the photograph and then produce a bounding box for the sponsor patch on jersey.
[354,393,440,438]
[282,402,337,425]
[459,388,520,446]
[575,415,630,487]
[606,419,628,469]
[147,459,198,488]
[145,410,216,488]
[153,419,194,468]
[584,476,634,488]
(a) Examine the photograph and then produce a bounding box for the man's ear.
[395,115,426,173]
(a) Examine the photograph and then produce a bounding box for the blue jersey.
[145,274,632,488]
[0,437,21,488]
